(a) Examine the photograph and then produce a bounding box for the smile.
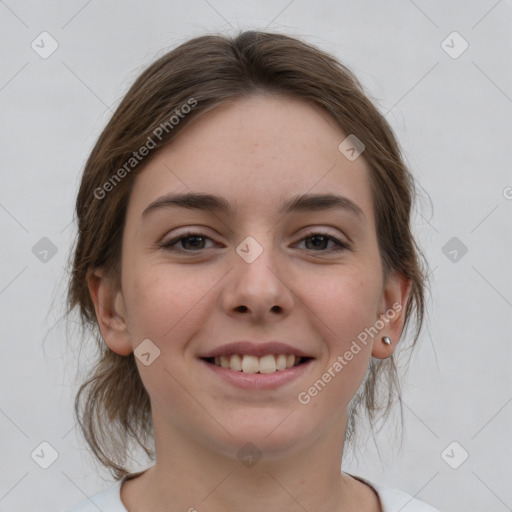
[200,355,314,390]
[202,354,311,373]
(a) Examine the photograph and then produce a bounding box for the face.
[91,94,408,461]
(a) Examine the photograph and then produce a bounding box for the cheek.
[298,272,380,411]
[123,267,208,406]
[307,266,382,343]
[124,264,218,343]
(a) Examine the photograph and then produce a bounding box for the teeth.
[259,355,276,373]
[213,354,303,373]
[229,354,242,371]
[242,355,259,373]
[276,354,287,371]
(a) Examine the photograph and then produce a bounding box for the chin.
[206,413,311,461]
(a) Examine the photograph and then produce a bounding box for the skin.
[88,94,411,512]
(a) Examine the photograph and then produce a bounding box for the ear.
[371,269,412,359]
[86,268,133,356]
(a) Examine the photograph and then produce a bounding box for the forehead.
[126,94,375,226]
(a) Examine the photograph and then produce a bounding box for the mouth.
[200,354,313,374]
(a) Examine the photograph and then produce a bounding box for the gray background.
[1,1,511,511]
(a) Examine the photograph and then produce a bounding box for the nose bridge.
[222,229,294,317]
[234,231,280,286]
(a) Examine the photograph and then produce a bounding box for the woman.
[66,31,440,511]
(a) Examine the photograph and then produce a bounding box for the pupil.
[308,235,326,249]
[185,236,203,249]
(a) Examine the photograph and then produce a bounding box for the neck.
[120,408,378,512]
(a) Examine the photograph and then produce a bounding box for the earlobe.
[371,271,412,359]
[86,269,133,356]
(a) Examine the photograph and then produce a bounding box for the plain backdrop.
[1,1,511,511]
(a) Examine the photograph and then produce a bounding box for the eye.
[159,231,218,252]
[297,232,350,252]
[159,230,350,253]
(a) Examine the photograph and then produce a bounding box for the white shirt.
[65,474,441,512]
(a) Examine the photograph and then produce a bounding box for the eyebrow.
[141,192,366,223]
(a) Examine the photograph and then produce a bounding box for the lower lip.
[200,358,314,390]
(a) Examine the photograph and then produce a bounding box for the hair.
[66,30,429,479]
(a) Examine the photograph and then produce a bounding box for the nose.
[220,236,295,323]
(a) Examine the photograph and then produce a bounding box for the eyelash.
[159,230,350,253]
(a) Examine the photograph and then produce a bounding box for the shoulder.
[375,484,441,511]
[348,473,442,512]
[65,474,442,512]
[65,480,126,512]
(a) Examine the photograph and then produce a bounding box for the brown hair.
[67,30,429,479]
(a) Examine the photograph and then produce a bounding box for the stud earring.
[382,336,392,345]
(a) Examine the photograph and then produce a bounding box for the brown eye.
[298,232,350,252]
[160,231,216,252]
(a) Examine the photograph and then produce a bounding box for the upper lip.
[198,341,314,359]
